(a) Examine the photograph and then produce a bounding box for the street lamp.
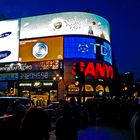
[53,73,63,101]
[53,74,62,81]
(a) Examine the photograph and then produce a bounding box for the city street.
[78,126,132,140]
[50,126,132,140]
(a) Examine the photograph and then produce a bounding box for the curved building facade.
[0,12,113,103]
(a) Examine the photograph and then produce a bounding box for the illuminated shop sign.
[19,72,48,80]
[0,82,8,87]
[19,83,32,87]
[19,71,57,80]
[0,20,19,63]
[64,36,112,65]
[33,81,42,88]
[72,61,113,79]
[19,36,63,62]
[0,60,61,72]
[20,12,110,42]
[19,82,54,87]
[43,82,53,86]
[0,63,32,72]
[0,73,18,81]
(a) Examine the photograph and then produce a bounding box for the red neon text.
[72,62,113,79]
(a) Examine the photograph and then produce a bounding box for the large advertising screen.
[0,20,19,63]
[64,59,113,83]
[64,36,112,65]
[19,36,63,62]
[20,12,110,42]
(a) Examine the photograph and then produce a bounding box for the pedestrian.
[130,103,140,140]
[20,106,51,140]
[69,97,81,128]
[2,103,27,140]
[55,104,78,140]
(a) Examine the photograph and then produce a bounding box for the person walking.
[130,103,140,140]
[20,106,51,140]
[55,104,78,140]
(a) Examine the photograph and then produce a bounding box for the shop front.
[0,60,63,103]
[18,80,58,105]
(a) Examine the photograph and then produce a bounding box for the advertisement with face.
[19,36,63,62]
[0,19,19,63]
[20,12,110,42]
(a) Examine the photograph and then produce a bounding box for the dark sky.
[0,0,140,80]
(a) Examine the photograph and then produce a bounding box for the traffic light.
[79,71,85,84]
[74,75,79,80]
[74,62,80,77]
[74,62,85,85]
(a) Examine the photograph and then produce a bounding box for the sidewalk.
[78,126,132,140]
[49,126,132,140]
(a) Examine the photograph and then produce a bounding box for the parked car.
[0,96,34,128]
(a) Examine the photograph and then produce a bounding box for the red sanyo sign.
[72,61,113,79]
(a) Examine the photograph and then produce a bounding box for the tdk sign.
[0,51,11,59]
[0,32,11,38]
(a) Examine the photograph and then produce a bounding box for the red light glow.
[72,61,113,79]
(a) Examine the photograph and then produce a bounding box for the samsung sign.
[0,20,19,63]
[0,32,11,38]
[0,51,11,60]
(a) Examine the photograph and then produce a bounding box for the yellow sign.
[19,36,63,62]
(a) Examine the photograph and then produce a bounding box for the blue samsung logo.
[0,32,11,38]
[0,51,11,59]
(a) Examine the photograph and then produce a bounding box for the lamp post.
[53,74,63,101]
[53,74,62,81]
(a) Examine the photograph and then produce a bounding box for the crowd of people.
[1,96,140,140]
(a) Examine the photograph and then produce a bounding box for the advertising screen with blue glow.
[0,82,8,88]
[64,36,112,65]
[64,36,96,59]
[0,82,8,92]
[102,41,112,65]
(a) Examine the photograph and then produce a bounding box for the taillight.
[3,113,8,121]
[3,113,8,117]
[1,114,13,122]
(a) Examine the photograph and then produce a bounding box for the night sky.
[0,0,140,80]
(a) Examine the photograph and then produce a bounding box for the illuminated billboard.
[20,12,110,42]
[0,73,18,81]
[64,36,112,65]
[0,60,61,72]
[19,36,63,62]
[0,20,19,63]
[19,70,58,80]
[64,59,113,83]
